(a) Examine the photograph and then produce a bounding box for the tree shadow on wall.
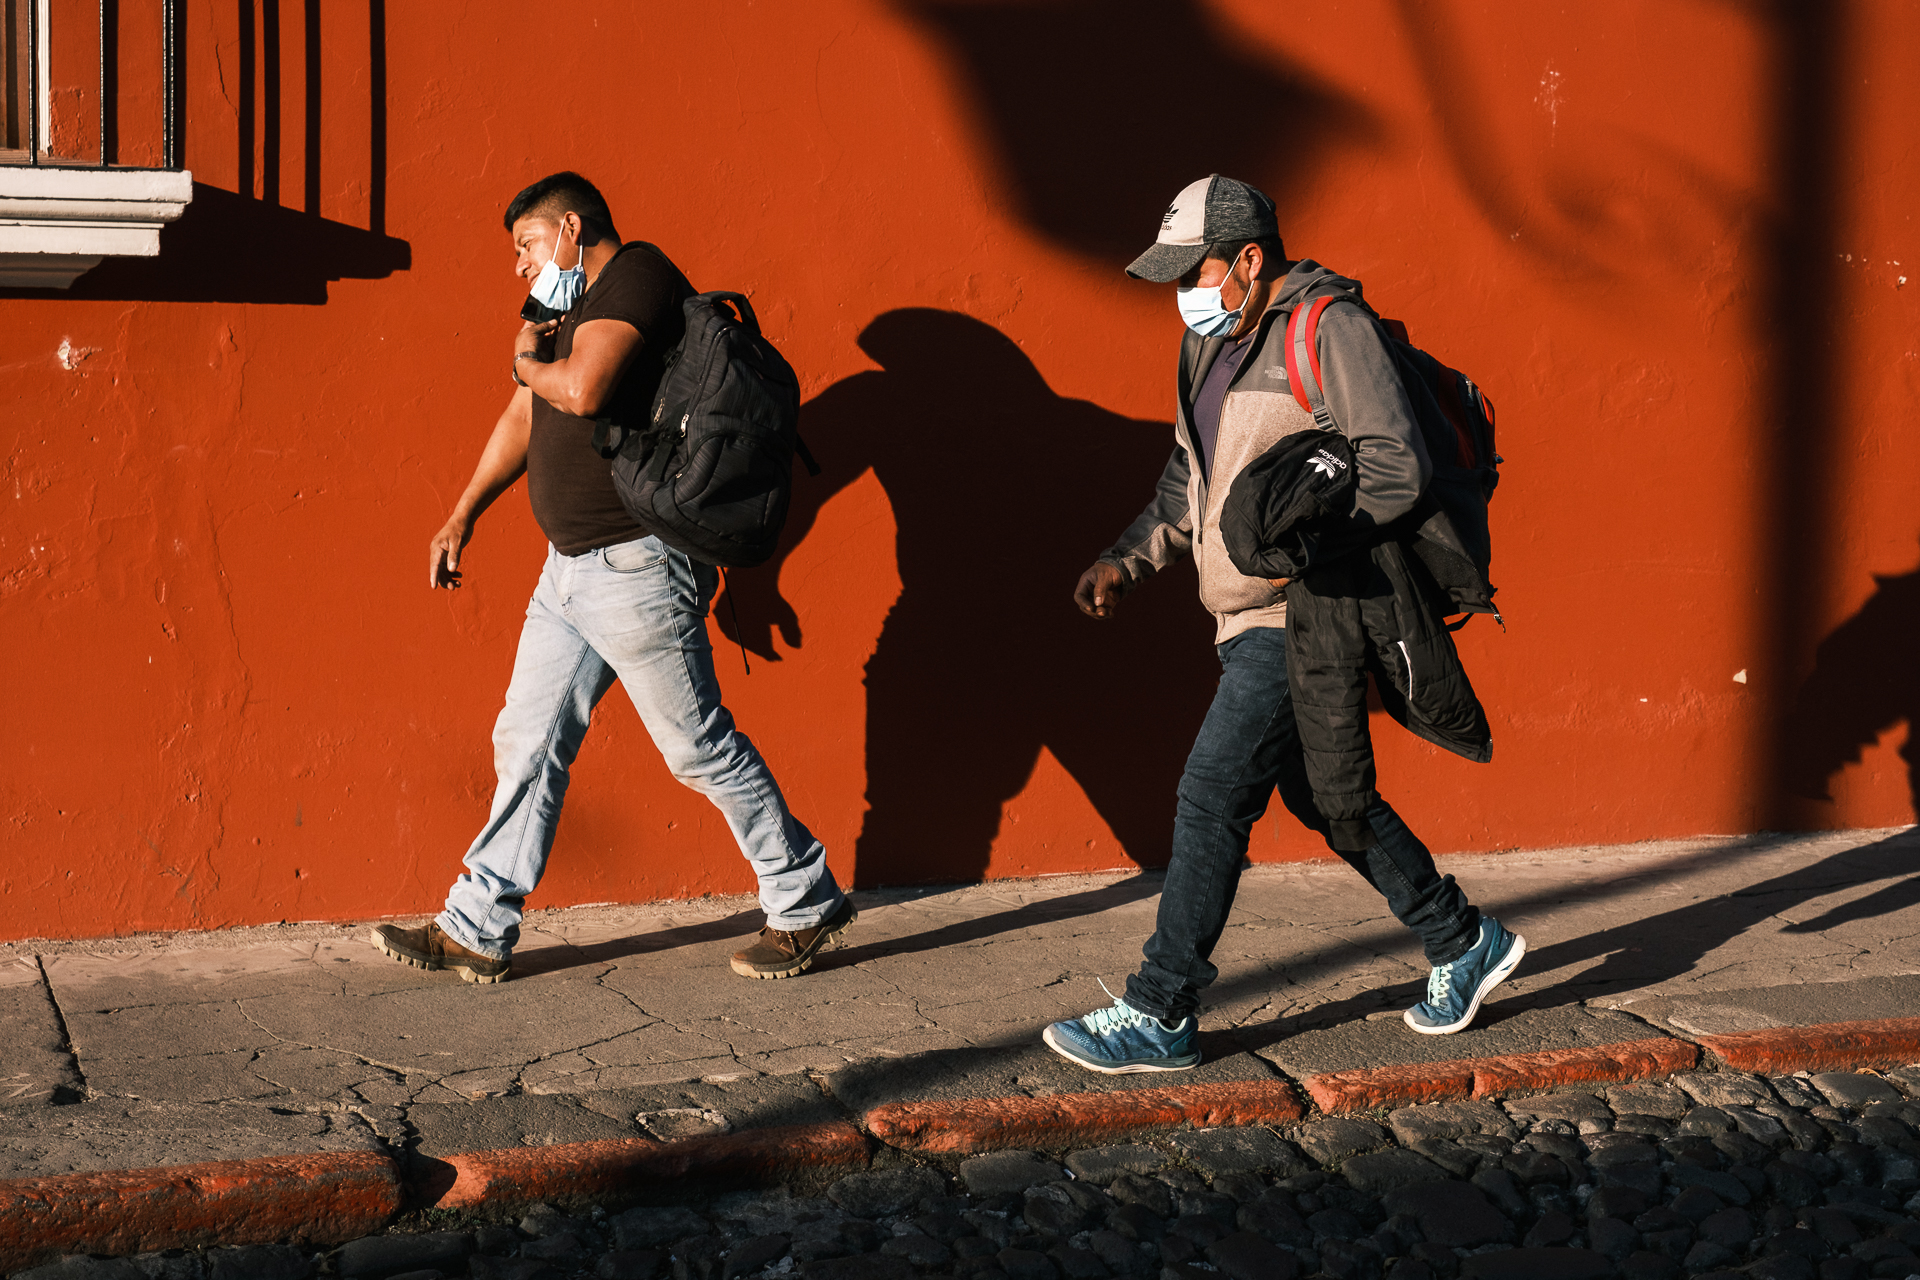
[719,309,1218,888]
[891,0,1379,260]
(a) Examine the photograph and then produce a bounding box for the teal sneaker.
[1404,917,1526,1035]
[1043,991,1200,1074]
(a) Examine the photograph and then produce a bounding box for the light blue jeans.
[437,535,844,959]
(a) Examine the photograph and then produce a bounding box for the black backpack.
[592,290,817,568]
[1283,290,1501,583]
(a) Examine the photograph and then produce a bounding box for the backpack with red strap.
[1284,291,1503,588]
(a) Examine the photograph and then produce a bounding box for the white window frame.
[34,0,50,155]
[0,0,191,289]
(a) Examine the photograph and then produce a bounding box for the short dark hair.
[1206,234,1287,267]
[504,171,617,237]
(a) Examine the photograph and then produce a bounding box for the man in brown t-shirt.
[370,172,852,984]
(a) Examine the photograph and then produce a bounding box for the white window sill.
[0,167,193,288]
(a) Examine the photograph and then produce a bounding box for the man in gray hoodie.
[1043,175,1524,1073]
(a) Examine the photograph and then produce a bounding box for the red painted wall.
[4,1,1916,941]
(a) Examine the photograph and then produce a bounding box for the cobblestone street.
[17,1062,1920,1280]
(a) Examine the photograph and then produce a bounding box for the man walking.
[1043,175,1522,1072]
[372,172,853,984]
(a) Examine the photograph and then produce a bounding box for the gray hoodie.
[1100,260,1431,643]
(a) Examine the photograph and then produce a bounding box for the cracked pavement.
[0,825,1915,1180]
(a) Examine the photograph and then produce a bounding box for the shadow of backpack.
[1283,288,1505,625]
[592,290,818,568]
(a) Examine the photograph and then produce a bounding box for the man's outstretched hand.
[1073,561,1129,619]
[429,514,474,589]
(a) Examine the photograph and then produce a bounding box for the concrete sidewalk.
[3,826,1917,1184]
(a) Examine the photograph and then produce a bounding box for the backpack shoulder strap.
[1284,295,1339,429]
[793,431,822,478]
[1285,289,1378,431]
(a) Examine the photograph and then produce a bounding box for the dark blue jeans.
[1125,627,1480,1022]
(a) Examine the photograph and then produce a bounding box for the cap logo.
[1161,201,1179,230]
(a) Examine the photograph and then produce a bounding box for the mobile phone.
[521,295,566,324]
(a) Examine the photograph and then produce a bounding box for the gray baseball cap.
[1126,174,1280,282]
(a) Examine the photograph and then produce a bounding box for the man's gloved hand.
[1073,561,1129,619]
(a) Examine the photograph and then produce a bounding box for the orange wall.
[4,1,1916,941]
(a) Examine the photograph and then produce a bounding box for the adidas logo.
[1309,450,1347,479]
[1161,201,1180,229]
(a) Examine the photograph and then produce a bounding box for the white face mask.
[528,221,586,313]
[1175,256,1248,337]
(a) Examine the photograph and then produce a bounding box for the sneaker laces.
[1427,924,1495,1007]
[1080,979,1149,1034]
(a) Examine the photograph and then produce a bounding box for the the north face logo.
[1310,450,1347,479]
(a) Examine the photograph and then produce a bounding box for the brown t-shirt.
[527,242,693,556]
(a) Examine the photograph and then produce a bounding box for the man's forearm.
[1103,445,1195,583]
[453,391,533,525]
[454,457,527,526]
[513,318,644,418]
[516,355,568,413]
[519,355,613,419]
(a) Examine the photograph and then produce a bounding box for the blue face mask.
[1175,259,1247,337]
[529,223,586,313]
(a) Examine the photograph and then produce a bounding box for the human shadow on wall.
[719,309,1218,889]
[891,0,1378,260]
[1780,549,1920,810]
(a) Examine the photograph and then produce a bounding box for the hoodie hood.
[1265,258,1366,317]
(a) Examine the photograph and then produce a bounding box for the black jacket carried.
[1221,430,1494,852]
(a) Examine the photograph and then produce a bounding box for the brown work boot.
[369,920,511,984]
[729,897,857,979]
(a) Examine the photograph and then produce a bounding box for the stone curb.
[1301,1037,1702,1114]
[0,1151,402,1273]
[1697,1016,1920,1074]
[415,1122,872,1213]
[865,1080,1307,1154]
[14,1016,1920,1264]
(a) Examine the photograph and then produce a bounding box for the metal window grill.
[13,0,181,168]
